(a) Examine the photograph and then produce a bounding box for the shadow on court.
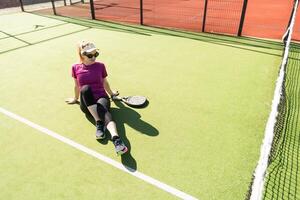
[84,100,159,171]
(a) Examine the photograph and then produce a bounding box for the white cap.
[80,42,98,54]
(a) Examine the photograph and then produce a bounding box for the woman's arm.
[73,78,79,100]
[103,78,118,96]
[65,78,79,104]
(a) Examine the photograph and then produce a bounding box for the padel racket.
[112,95,147,108]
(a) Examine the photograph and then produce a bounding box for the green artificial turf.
[0,114,174,200]
[0,12,284,200]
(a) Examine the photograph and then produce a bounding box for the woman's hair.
[77,40,90,63]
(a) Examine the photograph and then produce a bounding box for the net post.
[140,0,143,25]
[19,0,24,12]
[50,0,57,15]
[283,0,298,41]
[202,0,208,32]
[89,0,96,20]
[238,0,248,36]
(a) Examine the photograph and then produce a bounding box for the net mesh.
[267,0,297,167]
[93,0,140,24]
[242,0,295,40]
[246,0,300,199]
[19,0,300,40]
[262,38,300,200]
[143,0,203,32]
[204,0,244,35]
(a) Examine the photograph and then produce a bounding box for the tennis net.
[246,0,299,199]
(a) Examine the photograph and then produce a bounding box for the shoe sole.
[96,135,105,140]
[116,146,128,156]
[96,132,106,140]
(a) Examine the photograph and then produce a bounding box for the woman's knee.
[80,85,95,106]
[97,98,110,111]
[97,103,108,114]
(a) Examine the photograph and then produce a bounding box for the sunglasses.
[83,52,99,58]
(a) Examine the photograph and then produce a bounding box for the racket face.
[123,96,147,107]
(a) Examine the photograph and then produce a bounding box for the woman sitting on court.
[65,41,128,155]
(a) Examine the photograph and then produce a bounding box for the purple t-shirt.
[72,62,108,100]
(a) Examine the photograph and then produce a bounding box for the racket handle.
[112,95,122,101]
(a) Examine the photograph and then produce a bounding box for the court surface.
[0,12,284,200]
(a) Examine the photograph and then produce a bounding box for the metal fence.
[15,0,300,40]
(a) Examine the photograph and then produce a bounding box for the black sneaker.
[95,121,105,140]
[113,137,128,155]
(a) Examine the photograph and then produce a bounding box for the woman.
[65,41,128,155]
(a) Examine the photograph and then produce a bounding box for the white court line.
[0,107,198,200]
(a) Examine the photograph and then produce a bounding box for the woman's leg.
[97,97,128,155]
[96,97,118,137]
[80,85,101,122]
[80,85,105,139]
